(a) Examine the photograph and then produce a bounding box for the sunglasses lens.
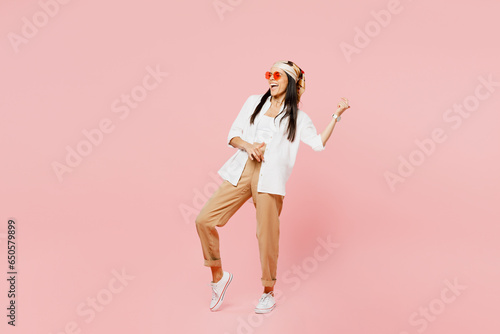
[266,71,282,80]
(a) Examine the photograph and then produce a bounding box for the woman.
[195,60,350,314]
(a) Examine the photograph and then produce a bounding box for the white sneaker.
[254,291,276,314]
[208,271,233,311]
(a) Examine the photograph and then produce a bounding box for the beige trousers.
[195,156,285,287]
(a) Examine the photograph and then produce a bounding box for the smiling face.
[268,67,288,99]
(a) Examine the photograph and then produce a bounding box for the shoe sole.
[254,303,276,314]
[210,272,233,312]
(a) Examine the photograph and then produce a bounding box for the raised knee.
[195,212,207,226]
[195,215,202,226]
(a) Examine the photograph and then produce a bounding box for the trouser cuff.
[262,278,276,287]
[204,259,222,267]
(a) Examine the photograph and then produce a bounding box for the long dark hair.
[249,72,299,142]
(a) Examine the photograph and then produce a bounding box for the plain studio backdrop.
[1,0,499,333]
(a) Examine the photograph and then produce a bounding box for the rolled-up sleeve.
[227,95,255,148]
[300,113,325,151]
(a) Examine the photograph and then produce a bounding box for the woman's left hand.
[336,97,350,115]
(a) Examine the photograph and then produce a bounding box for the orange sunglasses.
[266,69,305,81]
[265,71,282,81]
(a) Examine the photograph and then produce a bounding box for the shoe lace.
[209,283,218,301]
[259,291,274,303]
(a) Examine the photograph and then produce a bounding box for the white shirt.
[218,94,325,196]
[255,115,275,145]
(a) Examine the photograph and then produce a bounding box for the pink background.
[1,0,499,333]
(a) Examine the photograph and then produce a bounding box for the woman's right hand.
[244,142,266,162]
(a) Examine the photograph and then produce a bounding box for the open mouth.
[270,84,278,90]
